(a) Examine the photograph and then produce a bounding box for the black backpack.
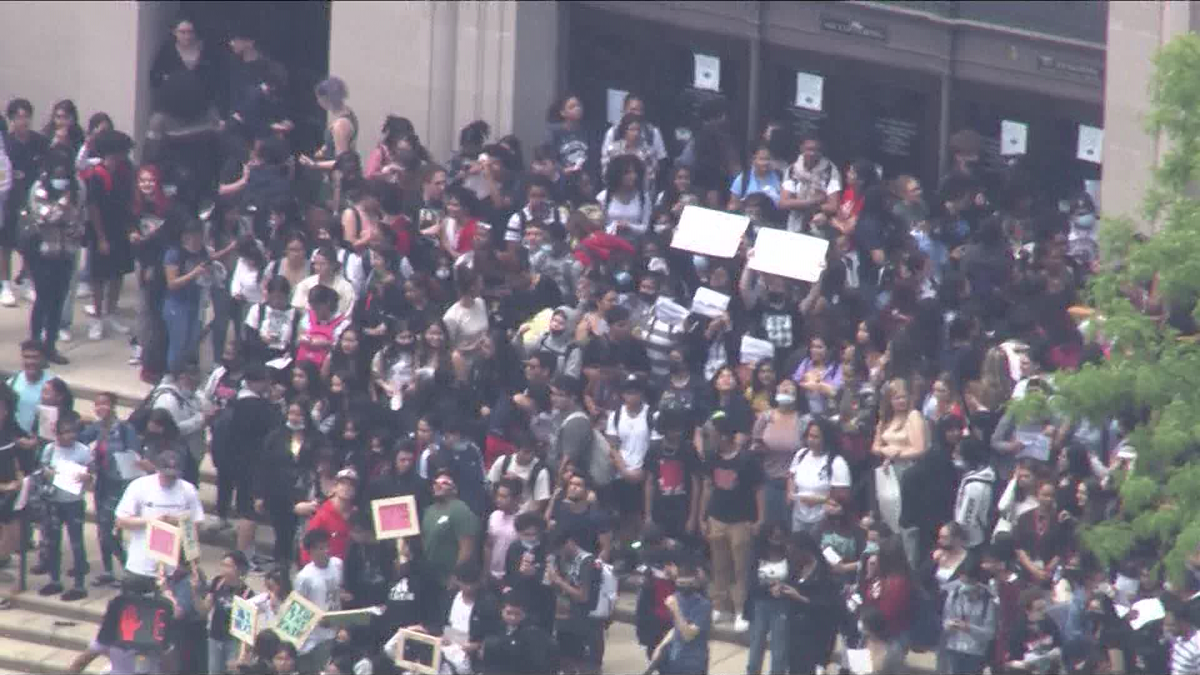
[498,452,550,494]
[125,387,183,434]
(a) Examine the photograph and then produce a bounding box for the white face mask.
[286,419,305,431]
[775,393,796,407]
[953,458,968,470]
[50,178,70,191]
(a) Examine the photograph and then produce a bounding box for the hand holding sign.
[747,228,830,283]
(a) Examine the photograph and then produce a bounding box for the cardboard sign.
[1077,124,1103,164]
[146,520,181,567]
[748,228,830,283]
[690,287,730,319]
[693,53,721,92]
[740,335,775,365]
[229,595,259,645]
[36,404,58,441]
[794,71,824,111]
[392,628,443,675]
[322,606,384,629]
[371,496,420,540]
[272,592,323,648]
[179,516,201,562]
[652,297,690,327]
[98,593,174,654]
[670,205,750,259]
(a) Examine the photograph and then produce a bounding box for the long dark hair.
[40,149,80,202]
[603,154,647,213]
[42,99,84,149]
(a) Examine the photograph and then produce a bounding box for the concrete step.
[0,633,106,675]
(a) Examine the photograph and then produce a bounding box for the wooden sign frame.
[272,591,324,648]
[392,628,443,675]
[146,520,181,566]
[229,595,259,645]
[371,495,420,540]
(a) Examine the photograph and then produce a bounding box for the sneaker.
[76,282,93,299]
[61,587,87,602]
[84,304,97,317]
[88,320,104,341]
[38,582,63,596]
[0,286,16,308]
[107,317,130,335]
[711,609,729,624]
[46,351,69,366]
[733,614,750,633]
[58,328,71,343]
[93,573,117,587]
[128,344,143,365]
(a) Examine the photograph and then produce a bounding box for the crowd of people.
[0,11,1193,675]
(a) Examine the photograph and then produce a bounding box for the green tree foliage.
[1015,34,1200,585]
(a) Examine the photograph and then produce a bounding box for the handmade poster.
[50,458,86,496]
[690,287,730,319]
[97,592,174,654]
[739,335,775,365]
[794,71,824,111]
[36,404,58,441]
[1000,120,1028,156]
[846,648,873,675]
[321,606,384,629]
[1128,597,1164,631]
[670,205,750,259]
[146,520,181,566]
[822,546,843,566]
[606,88,628,126]
[693,53,721,92]
[652,297,690,327]
[392,628,443,675]
[1077,124,1103,164]
[112,450,149,481]
[272,592,323,648]
[1014,430,1051,462]
[229,595,258,645]
[748,228,830,283]
[179,515,201,562]
[371,496,420,540]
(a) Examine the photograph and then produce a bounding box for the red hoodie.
[299,499,352,566]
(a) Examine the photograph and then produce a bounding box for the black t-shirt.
[644,440,700,511]
[554,502,611,554]
[207,578,253,640]
[715,394,755,436]
[7,131,49,192]
[582,336,651,375]
[657,377,713,430]
[705,450,764,524]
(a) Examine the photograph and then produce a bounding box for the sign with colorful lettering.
[272,592,323,647]
[179,515,201,562]
[229,595,258,645]
[146,520,181,566]
[371,496,420,540]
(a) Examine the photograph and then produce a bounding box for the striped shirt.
[642,316,682,384]
[1172,632,1200,675]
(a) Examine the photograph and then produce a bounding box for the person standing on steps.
[114,450,204,591]
[83,129,136,341]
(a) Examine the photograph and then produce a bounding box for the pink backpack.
[295,308,346,367]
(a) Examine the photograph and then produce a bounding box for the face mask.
[639,291,657,304]
[50,178,70,191]
[540,243,554,255]
[669,361,688,375]
[436,267,451,280]
[767,291,785,304]
[520,538,539,550]
[614,270,632,287]
[654,222,671,235]
[692,255,709,272]
[775,393,796,407]
[863,541,879,556]
[1072,214,1097,229]
[286,419,305,431]
[953,458,968,470]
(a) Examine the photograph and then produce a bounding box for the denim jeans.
[209,282,232,364]
[95,478,128,573]
[61,249,80,330]
[208,637,239,675]
[940,649,987,675]
[763,477,789,531]
[44,500,87,587]
[745,598,789,674]
[163,300,201,372]
[29,253,73,352]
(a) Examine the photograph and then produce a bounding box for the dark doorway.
[185,0,332,153]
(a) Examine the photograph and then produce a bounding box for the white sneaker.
[128,345,142,365]
[107,317,130,335]
[733,614,750,633]
[0,286,16,308]
[76,282,93,299]
[84,304,97,317]
[58,329,72,343]
[711,609,729,624]
[87,320,104,341]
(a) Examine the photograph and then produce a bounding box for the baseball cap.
[335,467,359,483]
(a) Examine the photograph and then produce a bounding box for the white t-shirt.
[296,557,344,653]
[595,190,650,237]
[606,404,650,471]
[115,475,205,577]
[244,303,299,352]
[487,510,518,580]
[788,448,851,524]
[230,259,265,305]
[443,298,489,354]
[486,455,552,511]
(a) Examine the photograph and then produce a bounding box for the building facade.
[0,0,1174,221]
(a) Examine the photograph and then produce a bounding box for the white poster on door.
[606,88,628,126]
[1000,120,1028,156]
[1077,124,1103,164]
[794,72,824,111]
[693,53,721,92]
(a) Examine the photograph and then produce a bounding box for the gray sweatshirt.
[941,579,998,656]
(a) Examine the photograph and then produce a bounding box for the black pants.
[268,499,297,567]
[29,253,73,352]
[44,500,87,587]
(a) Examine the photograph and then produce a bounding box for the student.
[79,391,142,586]
[300,468,358,566]
[295,284,349,369]
[481,590,559,675]
[1005,587,1063,673]
[940,558,998,675]
[546,524,605,674]
[650,554,712,675]
[295,529,345,674]
[484,477,523,584]
[8,338,54,434]
[114,450,205,589]
[197,550,254,675]
[420,470,481,589]
[66,578,176,674]
[504,511,555,630]
[37,409,94,600]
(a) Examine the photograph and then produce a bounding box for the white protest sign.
[653,297,690,327]
[606,89,628,126]
[1077,124,1103,164]
[1000,120,1028,156]
[690,287,730,319]
[670,205,749,259]
[794,72,824,111]
[740,335,775,365]
[748,228,830,283]
[693,53,721,92]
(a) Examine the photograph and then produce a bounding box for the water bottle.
[543,554,556,586]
